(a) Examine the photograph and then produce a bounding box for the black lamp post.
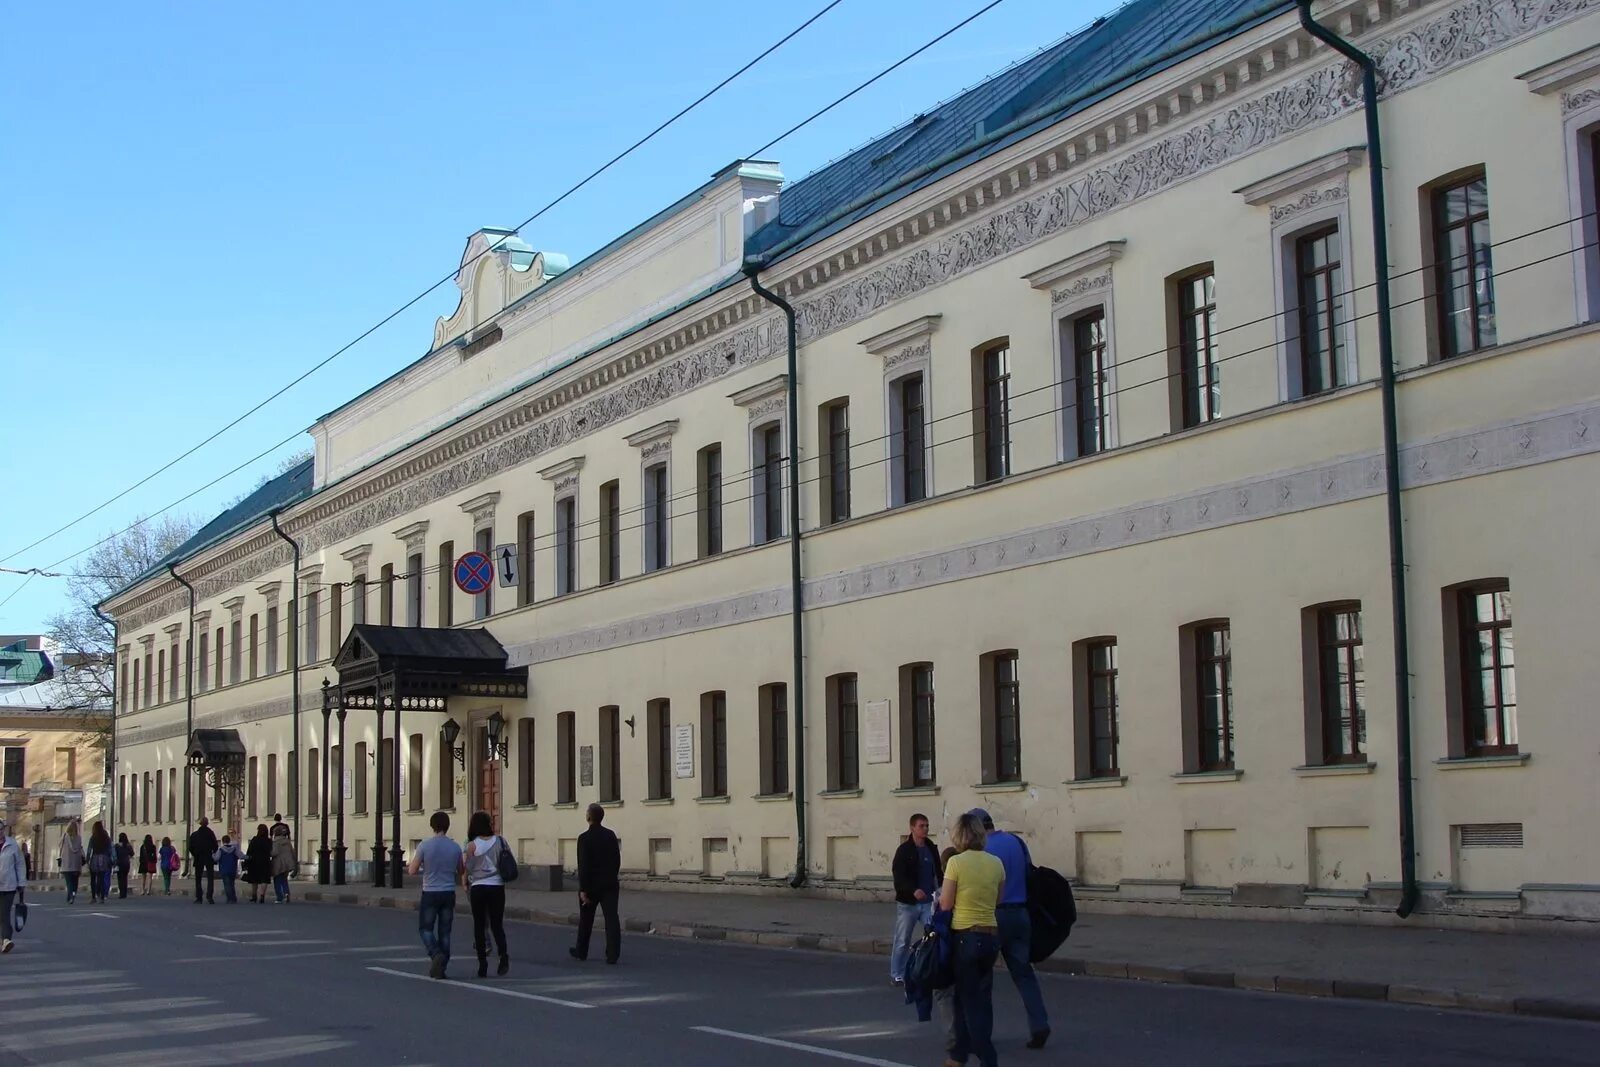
[334,703,348,885]
[317,679,333,885]
[485,711,509,763]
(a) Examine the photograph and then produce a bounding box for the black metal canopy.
[328,624,528,706]
[187,728,246,765]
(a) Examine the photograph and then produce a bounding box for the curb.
[296,889,1600,1024]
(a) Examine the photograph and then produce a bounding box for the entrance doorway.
[476,724,501,821]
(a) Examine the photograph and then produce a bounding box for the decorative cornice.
[1022,240,1125,291]
[1234,146,1365,205]
[297,565,324,584]
[1517,42,1600,94]
[1564,86,1600,114]
[884,339,931,373]
[193,610,212,629]
[538,456,586,482]
[625,420,680,450]
[857,314,942,355]
[162,623,182,636]
[339,544,373,568]
[728,374,788,408]
[137,634,155,649]
[117,695,294,746]
[256,581,282,605]
[1051,271,1112,306]
[1271,184,1347,224]
[458,492,501,526]
[392,521,430,553]
[221,597,245,619]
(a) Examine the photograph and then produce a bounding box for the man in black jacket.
[889,812,942,984]
[188,817,218,904]
[570,803,622,964]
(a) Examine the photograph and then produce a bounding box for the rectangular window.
[599,481,620,585]
[308,746,320,816]
[407,734,423,811]
[352,574,367,627]
[1459,584,1517,756]
[247,616,258,680]
[437,733,453,810]
[143,772,151,823]
[169,640,180,695]
[380,563,396,625]
[1177,269,1220,427]
[556,499,578,596]
[131,659,140,710]
[760,683,789,795]
[896,663,937,788]
[821,400,851,525]
[119,654,129,712]
[1434,172,1496,358]
[1075,639,1120,779]
[55,747,76,788]
[599,706,621,803]
[156,649,166,705]
[645,464,669,572]
[354,741,368,814]
[897,374,927,504]
[472,530,492,619]
[407,552,423,626]
[170,767,178,822]
[517,511,535,606]
[196,632,208,693]
[1,748,22,789]
[247,755,258,819]
[700,691,727,799]
[647,698,671,800]
[826,673,859,791]
[436,542,454,627]
[266,753,277,814]
[556,711,576,805]
[145,650,155,704]
[976,343,1011,482]
[757,424,784,543]
[698,444,723,558]
[304,590,320,664]
[1194,623,1234,772]
[517,718,534,806]
[1073,309,1111,456]
[985,651,1022,784]
[1295,225,1346,395]
[213,628,223,688]
[1313,606,1366,764]
[265,607,281,674]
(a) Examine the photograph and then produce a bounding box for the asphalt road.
[0,891,1594,1066]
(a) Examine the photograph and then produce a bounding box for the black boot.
[477,955,488,979]
[497,954,509,976]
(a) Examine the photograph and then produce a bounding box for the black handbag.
[494,837,519,883]
[906,928,953,990]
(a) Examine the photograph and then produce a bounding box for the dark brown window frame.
[647,698,672,800]
[556,497,578,596]
[973,341,1012,483]
[1303,603,1366,765]
[407,551,424,626]
[1431,170,1496,359]
[897,662,937,788]
[759,683,789,796]
[1442,580,1518,758]
[516,510,536,606]
[757,422,784,543]
[556,711,576,805]
[1173,267,1220,428]
[435,542,454,627]
[1072,637,1120,780]
[825,673,860,792]
[599,480,621,586]
[1293,224,1346,396]
[1179,619,1234,773]
[980,650,1022,784]
[599,705,622,803]
[700,691,728,799]
[894,372,928,505]
[698,444,724,558]
[644,462,669,572]
[820,398,852,525]
[1071,309,1111,457]
[516,717,535,807]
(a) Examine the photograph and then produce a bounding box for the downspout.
[270,511,303,852]
[167,564,196,877]
[744,265,809,889]
[1296,0,1418,919]
[93,607,117,839]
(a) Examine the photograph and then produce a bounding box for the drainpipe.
[269,511,303,853]
[93,607,117,839]
[743,265,809,889]
[167,564,196,877]
[1296,0,1417,919]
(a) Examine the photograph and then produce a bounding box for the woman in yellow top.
[938,812,1004,1067]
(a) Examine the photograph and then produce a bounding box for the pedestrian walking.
[189,817,219,904]
[463,810,510,978]
[891,812,943,985]
[19,839,30,883]
[56,819,84,903]
[569,803,621,965]
[244,825,273,903]
[138,835,158,895]
[158,837,178,895]
[969,809,1049,1049]
[940,811,1004,1067]
[216,835,243,903]
[407,811,464,980]
[114,833,134,899]
[269,814,296,903]
[0,821,27,954]
[86,821,114,904]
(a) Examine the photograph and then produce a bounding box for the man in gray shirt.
[407,811,464,979]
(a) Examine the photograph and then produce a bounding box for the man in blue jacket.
[970,808,1049,1049]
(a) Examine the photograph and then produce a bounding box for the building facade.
[106,0,1600,920]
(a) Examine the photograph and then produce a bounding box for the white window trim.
[539,457,585,596]
[730,376,789,545]
[1052,280,1120,461]
[1518,47,1600,321]
[861,314,942,509]
[627,420,678,573]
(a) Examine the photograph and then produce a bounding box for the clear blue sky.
[0,0,1102,631]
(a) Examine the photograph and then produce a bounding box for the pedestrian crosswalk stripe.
[33,1034,352,1067]
[0,970,103,988]
[368,966,595,1008]
[0,982,135,1002]
[0,997,214,1026]
[0,1013,262,1051]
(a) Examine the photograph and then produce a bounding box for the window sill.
[1434,753,1530,770]
[405,808,425,815]
[512,803,537,812]
[597,800,624,808]
[695,795,730,805]
[1065,776,1127,790]
[817,788,864,799]
[1292,762,1376,778]
[552,801,579,810]
[642,797,674,806]
[753,792,793,803]
[891,785,940,796]
[972,780,1027,794]
[1172,769,1243,783]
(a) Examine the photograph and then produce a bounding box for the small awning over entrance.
[329,624,528,706]
[187,728,246,764]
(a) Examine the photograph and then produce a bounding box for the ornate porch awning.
[187,728,246,765]
[328,624,528,707]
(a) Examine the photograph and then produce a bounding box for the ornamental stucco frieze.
[110,0,1597,630]
[1270,185,1347,224]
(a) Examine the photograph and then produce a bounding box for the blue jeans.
[997,904,1049,1033]
[221,875,237,903]
[273,873,290,902]
[950,930,999,1067]
[418,891,455,962]
[890,900,932,979]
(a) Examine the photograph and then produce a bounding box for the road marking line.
[171,951,342,963]
[0,970,103,988]
[194,934,238,944]
[216,929,290,936]
[345,944,417,952]
[0,983,135,1002]
[0,998,215,1026]
[368,967,594,1009]
[87,912,118,919]
[33,1034,351,1067]
[267,938,333,946]
[0,1013,262,1050]
[690,1027,916,1066]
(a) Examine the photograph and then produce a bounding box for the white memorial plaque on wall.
[864,700,893,764]
[672,723,695,779]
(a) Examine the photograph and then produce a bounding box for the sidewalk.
[289,878,1600,1023]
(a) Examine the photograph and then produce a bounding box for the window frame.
[1171,266,1220,429]
[889,370,930,506]
[647,698,672,800]
[819,398,852,526]
[973,340,1012,483]
[1430,170,1497,359]
[1292,223,1348,397]
[1444,581,1518,758]
[556,495,579,597]
[1,746,23,790]
[598,480,621,586]
[897,662,937,788]
[1180,620,1235,773]
[825,673,860,792]
[759,683,789,796]
[980,650,1022,784]
[1072,637,1120,780]
[644,462,670,573]
[556,711,576,805]
[700,691,728,799]
[598,705,622,803]
[1301,603,1367,766]
[753,421,785,544]
[697,444,723,558]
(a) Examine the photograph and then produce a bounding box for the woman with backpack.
[56,820,84,903]
[462,810,510,978]
[157,837,178,895]
[244,824,273,904]
[114,833,134,899]
[138,835,158,895]
[86,822,114,904]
